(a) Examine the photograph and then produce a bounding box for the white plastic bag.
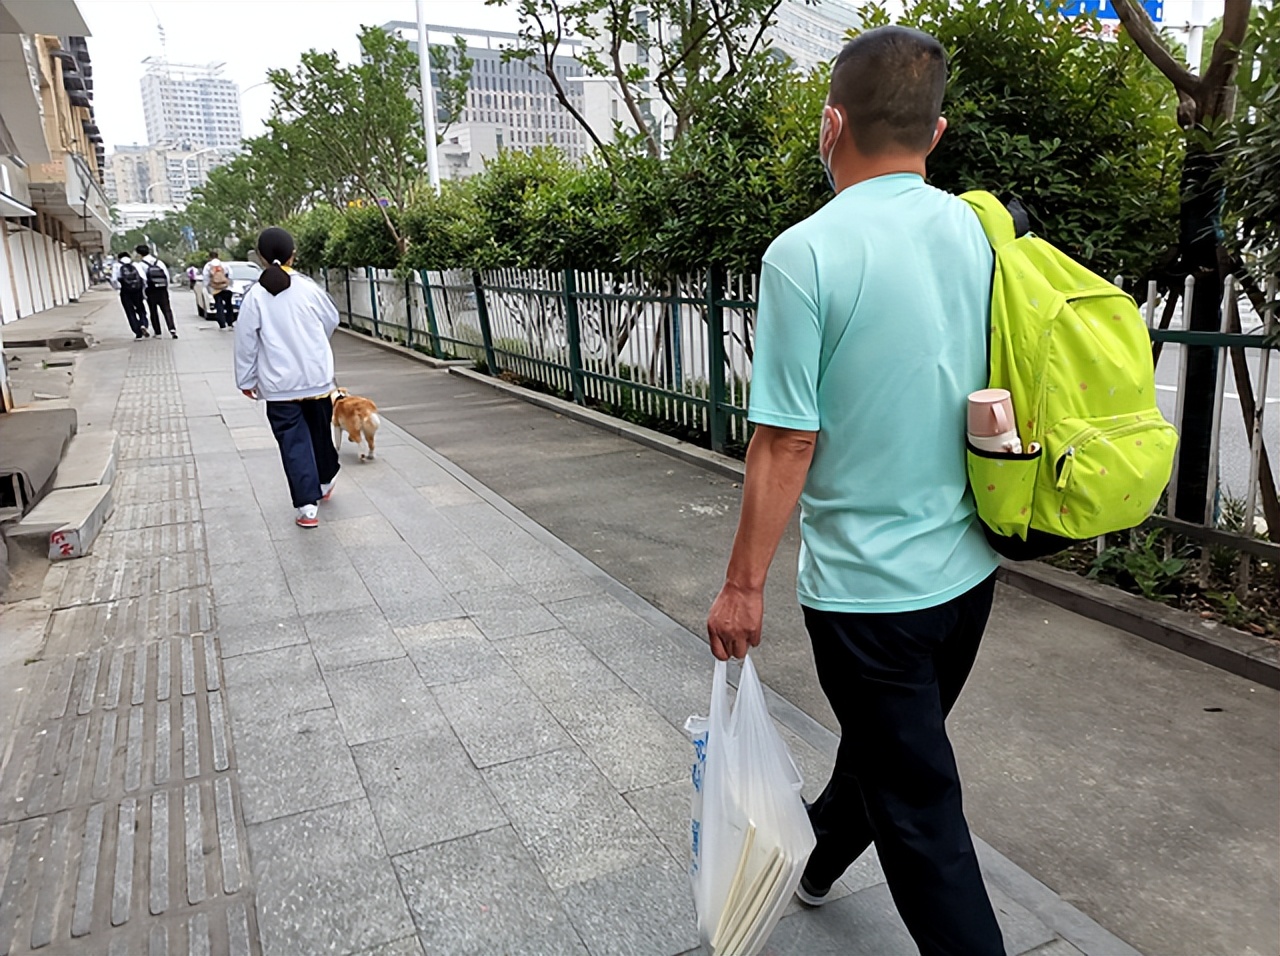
[685,656,816,955]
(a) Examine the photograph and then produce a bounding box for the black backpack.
[145,261,169,289]
[119,262,144,292]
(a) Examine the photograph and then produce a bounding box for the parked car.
[194,261,262,319]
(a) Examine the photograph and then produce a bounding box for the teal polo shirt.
[749,173,998,613]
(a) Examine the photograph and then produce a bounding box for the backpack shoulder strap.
[959,190,1018,250]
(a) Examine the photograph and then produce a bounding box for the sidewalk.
[2,291,1136,955]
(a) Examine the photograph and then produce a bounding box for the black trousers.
[212,289,234,328]
[120,291,147,336]
[803,573,1005,956]
[266,397,340,508]
[145,288,176,333]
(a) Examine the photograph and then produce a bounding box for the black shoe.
[170,331,179,339]
[134,334,145,340]
[795,873,832,907]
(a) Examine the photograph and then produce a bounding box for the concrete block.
[8,484,112,559]
[325,656,446,745]
[250,798,416,955]
[300,607,406,672]
[393,826,581,956]
[52,430,118,489]
[482,748,670,891]
[453,587,562,640]
[352,731,507,855]
[561,858,700,956]
[232,708,365,825]
[433,667,571,769]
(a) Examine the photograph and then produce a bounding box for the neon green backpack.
[960,190,1179,560]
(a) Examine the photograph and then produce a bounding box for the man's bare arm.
[707,424,817,661]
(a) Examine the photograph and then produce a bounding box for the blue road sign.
[1052,1,1164,21]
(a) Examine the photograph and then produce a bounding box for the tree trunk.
[1172,144,1227,522]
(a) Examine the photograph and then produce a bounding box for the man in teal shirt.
[707,25,1005,956]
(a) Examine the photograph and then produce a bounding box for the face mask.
[819,107,843,193]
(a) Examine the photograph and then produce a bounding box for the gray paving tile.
[412,542,517,594]
[301,608,406,672]
[214,597,300,632]
[454,587,562,640]
[624,780,693,865]
[250,798,415,955]
[352,731,506,855]
[415,480,484,509]
[215,614,308,658]
[767,881,916,955]
[497,629,624,704]
[498,629,688,789]
[350,936,427,956]
[330,514,406,550]
[433,667,571,768]
[560,689,687,791]
[376,593,467,630]
[483,748,670,891]
[398,618,504,686]
[990,884,1059,955]
[222,644,330,725]
[287,572,380,615]
[393,826,580,956]
[233,708,365,824]
[325,656,447,745]
[1020,939,1085,956]
[562,858,700,956]
[209,560,291,608]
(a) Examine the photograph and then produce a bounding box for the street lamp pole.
[415,0,441,194]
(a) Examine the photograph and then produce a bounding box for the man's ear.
[927,116,948,155]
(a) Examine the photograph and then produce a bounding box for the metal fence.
[322,265,1278,558]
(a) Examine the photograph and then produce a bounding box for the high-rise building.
[140,59,242,149]
[384,23,588,178]
[769,0,862,72]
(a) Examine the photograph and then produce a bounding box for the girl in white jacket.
[234,227,341,528]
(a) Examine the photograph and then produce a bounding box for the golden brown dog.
[331,388,381,461]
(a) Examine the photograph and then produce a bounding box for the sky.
[81,0,1221,152]
[82,0,523,149]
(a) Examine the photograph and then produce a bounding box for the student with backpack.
[134,244,177,339]
[707,27,1007,955]
[203,257,235,329]
[110,252,149,339]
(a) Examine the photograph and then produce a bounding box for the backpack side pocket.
[967,442,1042,540]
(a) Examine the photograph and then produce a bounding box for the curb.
[449,366,748,481]
[998,561,1279,690]
[335,325,471,370]
[446,366,1279,690]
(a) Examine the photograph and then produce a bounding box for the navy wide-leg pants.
[803,573,1005,956]
[265,397,340,508]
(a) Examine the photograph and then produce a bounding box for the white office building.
[384,23,588,178]
[769,0,863,71]
[140,59,242,149]
[580,0,864,150]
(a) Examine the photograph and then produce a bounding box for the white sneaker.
[295,504,319,528]
[320,480,335,501]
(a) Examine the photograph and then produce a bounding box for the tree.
[489,0,790,159]
[266,26,427,252]
[1112,0,1253,524]
[883,0,1182,277]
[431,36,474,144]
[1226,3,1280,285]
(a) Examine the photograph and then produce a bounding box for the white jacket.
[233,272,340,401]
